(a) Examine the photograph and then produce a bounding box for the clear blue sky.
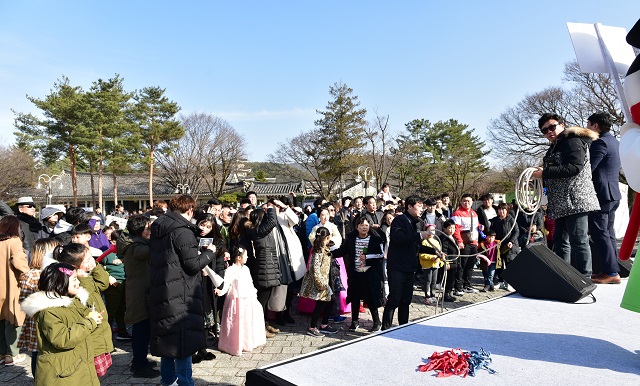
[0,1,637,163]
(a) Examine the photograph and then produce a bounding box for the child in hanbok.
[215,246,267,356]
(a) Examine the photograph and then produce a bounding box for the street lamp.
[355,166,376,195]
[37,172,64,205]
[174,183,191,194]
[355,166,375,184]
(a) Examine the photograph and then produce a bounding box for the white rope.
[515,167,544,216]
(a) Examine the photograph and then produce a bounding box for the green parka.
[20,287,99,386]
[78,263,114,356]
[116,232,151,324]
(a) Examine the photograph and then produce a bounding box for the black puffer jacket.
[148,211,214,358]
[248,208,281,289]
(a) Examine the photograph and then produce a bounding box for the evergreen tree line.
[13,74,183,207]
[269,82,490,204]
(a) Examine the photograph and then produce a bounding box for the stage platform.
[247,281,640,385]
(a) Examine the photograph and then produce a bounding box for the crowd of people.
[0,109,624,385]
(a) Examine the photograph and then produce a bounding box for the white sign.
[567,22,636,75]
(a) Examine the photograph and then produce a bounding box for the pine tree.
[87,75,138,209]
[132,86,183,203]
[14,76,91,205]
[313,82,367,195]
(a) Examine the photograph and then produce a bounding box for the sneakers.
[369,323,381,332]
[307,327,324,337]
[443,293,457,302]
[499,282,508,290]
[319,325,338,334]
[464,287,479,293]
[481,285,490,292]
[349,321,360,331]
[4,353,27,366]
[131,366,161,378]
[453,289,464,296]
[423,297,437,305]
[116,331,133,341]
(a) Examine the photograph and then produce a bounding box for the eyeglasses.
[541,123,559,135]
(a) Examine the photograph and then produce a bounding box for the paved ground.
[0,268,512,385]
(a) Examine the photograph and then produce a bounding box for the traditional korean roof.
[245,181,306,196]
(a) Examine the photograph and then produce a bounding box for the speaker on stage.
[618,258,633,278]
[503,243,596,303]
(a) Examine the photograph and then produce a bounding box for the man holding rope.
[531,113,600,277]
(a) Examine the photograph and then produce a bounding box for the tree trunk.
[89,157,96,208]
[113,172,118,210]
[98,134,103,211]
[69,143,78,206]
[149,150,154,203]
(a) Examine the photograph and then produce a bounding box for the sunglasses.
[20,204,35,209]
[541,123,559,135]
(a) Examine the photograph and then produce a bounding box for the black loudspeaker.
[503,243,596,302]
[618,258,633,278]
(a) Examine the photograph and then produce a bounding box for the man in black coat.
[354,196,384,238]
[382,195,433,330]
[15,196,41,259]
[587,112,623,284]
[476,194,498,238]
[148,194,216,386]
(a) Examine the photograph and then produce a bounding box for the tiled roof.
[38,171,176,200]
[246,181,306,196]
[28,171,303,203]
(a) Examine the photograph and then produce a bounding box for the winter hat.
[40,206,64,221]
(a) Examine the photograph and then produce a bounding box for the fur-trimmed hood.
[559,126,599,141]
[20,287,90,317]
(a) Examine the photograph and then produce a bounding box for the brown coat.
[0,237,29,325]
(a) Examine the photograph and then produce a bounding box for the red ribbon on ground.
[417,348,471,378]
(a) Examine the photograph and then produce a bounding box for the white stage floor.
[251,282,640,385]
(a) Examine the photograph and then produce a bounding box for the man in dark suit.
[587,112,622,284]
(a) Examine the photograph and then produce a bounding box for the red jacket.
[451,206,479,246]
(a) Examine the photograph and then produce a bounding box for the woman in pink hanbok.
[215,246,267,356]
